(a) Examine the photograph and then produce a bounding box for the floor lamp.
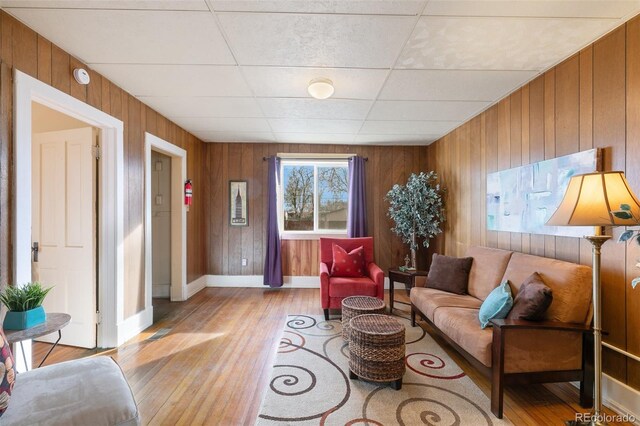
[547,171,640,426]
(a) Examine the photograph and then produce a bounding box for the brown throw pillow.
[507,272,553,321]
[426,253,473,295]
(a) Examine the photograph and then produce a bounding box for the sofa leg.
[324,309,330,321]
[491,325,505,419]
[580,331,594,408]
[411,306,416,327]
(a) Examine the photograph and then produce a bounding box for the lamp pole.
[584,232,610,425]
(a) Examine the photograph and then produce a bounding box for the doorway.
[14,70,125,371]
[31,102,98,348]
[151,150,172,302]
[144,133,187,309]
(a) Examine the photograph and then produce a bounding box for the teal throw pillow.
[478,281,513,329]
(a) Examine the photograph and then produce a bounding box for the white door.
[32,127,97,349]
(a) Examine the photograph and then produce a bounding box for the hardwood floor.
[33,288,631,425]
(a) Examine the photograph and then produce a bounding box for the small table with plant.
[1,282,67,370]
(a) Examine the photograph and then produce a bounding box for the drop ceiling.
[3,0,640,145]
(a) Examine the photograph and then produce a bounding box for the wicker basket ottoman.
[341,296,386,342]
[348,314,405,390]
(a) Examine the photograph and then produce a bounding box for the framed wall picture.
[229,180,248,226]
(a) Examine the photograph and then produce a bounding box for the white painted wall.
[151,150,171,298]
[32,101,88,133]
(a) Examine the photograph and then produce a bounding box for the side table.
[4,313,71,371]
[388,269,428,314]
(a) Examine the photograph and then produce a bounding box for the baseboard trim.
[602,374,640,424]
[187,275,207,298]
[571,375,640,424]
[205,275,394,289]
[118,305,153,346]
[206,275,320,288]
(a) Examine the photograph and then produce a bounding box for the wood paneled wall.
[0,12,207,318]
[204,143,431,277]
[427,19,640,390]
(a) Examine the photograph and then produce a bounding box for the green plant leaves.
[0,282,53,312]
[632,277,640,289]
[620,204,632,211]
[386,171,445,249]
[618,230,635,243]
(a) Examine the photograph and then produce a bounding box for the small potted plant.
[1,282,53,330]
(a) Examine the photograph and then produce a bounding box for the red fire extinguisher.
[184,179,193,206]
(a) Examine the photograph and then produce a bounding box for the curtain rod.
[263,156,368,161]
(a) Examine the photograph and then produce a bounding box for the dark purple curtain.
[264,156,283,287]
[347,156,367,238]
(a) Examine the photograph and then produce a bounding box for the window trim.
[279,158,349,238]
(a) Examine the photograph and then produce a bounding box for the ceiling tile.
[1,1,209,9]
[171,117,271,132]
[138,96,263,118]
[258,98,372,120]
[195,131,276,142]
[268,119,362,134]
[360,120,459,135]
[424,0,640,19]
[398,16,617,70]
[89,64,252,97]
[211,0,426,15]
[275,133,356,143]
[242,67,388,100]
[355,134,437,145]
[368,100,490,121]
[218,13,415,68]
[380,69,537,101]
[6,9,234,64]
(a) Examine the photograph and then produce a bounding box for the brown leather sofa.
[410,246,594,419]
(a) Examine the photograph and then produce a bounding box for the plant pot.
[3,306,46,330]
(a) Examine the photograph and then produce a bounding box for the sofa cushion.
[426,254,473,294]
[329,277,377,298]
[501,253,592,324]
[410,287,482,322]
[507,272,553,321]
[465,246,513,301]
[0,329,15,418]
[2,356,139,426]
[478,281,513,328]
[331,244,365,278]
[433,307,493,367]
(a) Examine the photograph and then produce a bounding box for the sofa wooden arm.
[489,318,591,333]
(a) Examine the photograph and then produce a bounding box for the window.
[281,160,349,234]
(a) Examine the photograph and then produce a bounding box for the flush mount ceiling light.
[307,78,334,99]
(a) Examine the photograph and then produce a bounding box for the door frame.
[14,70,125,354]
[144,133,187,302]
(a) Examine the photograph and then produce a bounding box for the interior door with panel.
[32,127,97,348]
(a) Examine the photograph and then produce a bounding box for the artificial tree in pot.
[386,172,445,270]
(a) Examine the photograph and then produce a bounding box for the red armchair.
[319,237,385,320]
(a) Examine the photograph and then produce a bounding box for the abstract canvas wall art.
[486,149,601,237]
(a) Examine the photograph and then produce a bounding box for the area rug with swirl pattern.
[256,315,512,426]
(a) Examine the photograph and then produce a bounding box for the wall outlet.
[241,258,248,266]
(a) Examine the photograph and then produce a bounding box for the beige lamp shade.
[546,171,640,226]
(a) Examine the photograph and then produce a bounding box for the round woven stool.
[341,296,386,342]
[348,314,405,390]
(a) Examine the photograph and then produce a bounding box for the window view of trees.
[283,165,314,230]
[318,166,348,230]
[282,163,349,232]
